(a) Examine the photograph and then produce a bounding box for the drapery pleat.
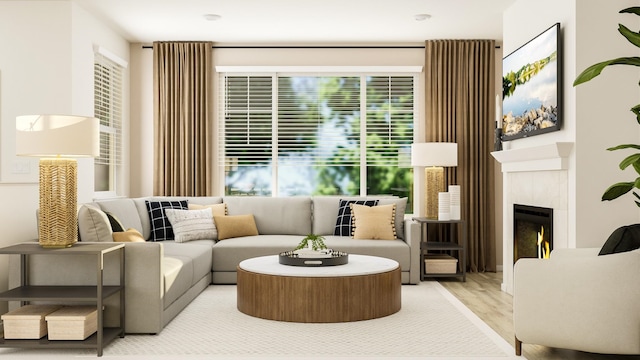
[153,41,213,196]
[424,40,496,272]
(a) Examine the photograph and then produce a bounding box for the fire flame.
[537,226,550,259]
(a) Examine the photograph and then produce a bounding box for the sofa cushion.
[334,199,378,236]
[97,199,145,237]
[78,205,112,242]
[214,214,259,240]
[351,203,396,240]
[162,255,193,309]
[322,236,410,271]
[377,197,408,240]
[223,196,311,235]
[189,203,227,216]
[105,212,125,232]
[165,208,217,242]
[212,235,304,272]
[113,228,145,242]
[162,241,214,285]
[145,200,189,241]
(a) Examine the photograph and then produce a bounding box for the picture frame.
[501,23,562,141]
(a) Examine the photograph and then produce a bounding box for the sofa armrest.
[404,219,421,284]
[121,242,164,334]
[513,249,640,354]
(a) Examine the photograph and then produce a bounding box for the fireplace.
[513,204,553,263]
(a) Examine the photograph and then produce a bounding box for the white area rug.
[0,282,523,359]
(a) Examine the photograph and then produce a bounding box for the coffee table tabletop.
[238,254,399,277]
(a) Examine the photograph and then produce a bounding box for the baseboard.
[496,265,503,272]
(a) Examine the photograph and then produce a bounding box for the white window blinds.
[94,52,123,167]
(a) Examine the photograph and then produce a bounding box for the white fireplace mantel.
[491,142,574,173]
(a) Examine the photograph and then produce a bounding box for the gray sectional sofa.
[11,196,420,334]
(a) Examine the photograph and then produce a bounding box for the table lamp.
[411,142,458,219]
[16,115,99,248]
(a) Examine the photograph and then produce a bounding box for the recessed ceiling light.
[203,14,221,21]
[414,14,432,21]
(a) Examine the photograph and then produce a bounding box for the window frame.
[216,66,421,199]
[93,46,127,198]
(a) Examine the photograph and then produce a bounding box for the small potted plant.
[295,234,327,252]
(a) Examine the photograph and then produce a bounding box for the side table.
[412,218,466,282]
[0,242,125,357]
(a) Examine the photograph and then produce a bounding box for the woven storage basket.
[1,304,62,339]
[45,306,97,340]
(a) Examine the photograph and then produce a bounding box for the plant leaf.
[635,177,640,188]
[618,24,640,48]
[607,144,640,151]
[602,182,634,201]
[634,161,640,175]
[620,7,640,16]
[619,153,640,170]
[632,104,640,124]
[573,57,640,86]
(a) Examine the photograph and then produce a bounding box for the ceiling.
[75,0,515,44]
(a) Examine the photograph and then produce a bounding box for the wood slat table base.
[237,267,401,323]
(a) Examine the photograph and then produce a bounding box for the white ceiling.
[74,0,515,44]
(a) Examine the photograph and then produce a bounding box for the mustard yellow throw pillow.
[189,203,227,216]
[214,214,259,240]
[113,228,145,242]
[350,203,397,240]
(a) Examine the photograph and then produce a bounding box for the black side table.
[412,218,466,282]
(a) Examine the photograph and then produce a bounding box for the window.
[94,50,124,194]
[219,72,414,208]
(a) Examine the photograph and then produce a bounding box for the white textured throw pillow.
[165,208,217,243]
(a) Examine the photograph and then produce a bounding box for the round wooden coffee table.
[237,254,401,323]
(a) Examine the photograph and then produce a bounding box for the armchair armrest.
[514,249,640,354]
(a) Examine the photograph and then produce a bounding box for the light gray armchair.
[513,248,640,356]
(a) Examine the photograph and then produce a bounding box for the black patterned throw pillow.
[145,200,188,241]
[334,199,378,236]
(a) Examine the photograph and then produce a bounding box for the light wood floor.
[437,272,640,360]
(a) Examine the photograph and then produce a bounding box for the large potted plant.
[573,6,640,205]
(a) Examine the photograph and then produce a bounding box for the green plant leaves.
[619,153,640,170]
[573,57,640,86]
[631,104,640,123]
[607,144,640,151]
[602,182,635,201]
[618,24,640,48]
[620,7,640,16]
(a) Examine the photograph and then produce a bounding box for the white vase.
[449,185,461,220]
[438,192,450,221]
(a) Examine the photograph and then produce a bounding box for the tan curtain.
[153,41,213,196]
[424,40,496,272]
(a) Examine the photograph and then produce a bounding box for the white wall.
[502,0,640,251]
[0,0,129,313]
[574,0,640,246]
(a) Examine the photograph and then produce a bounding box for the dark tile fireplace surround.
[513,204,553,263]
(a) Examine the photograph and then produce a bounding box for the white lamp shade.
[16,115,100,157]
[410,142,458,167]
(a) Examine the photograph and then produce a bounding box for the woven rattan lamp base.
[38,158,78,248]
[424,166,444,219]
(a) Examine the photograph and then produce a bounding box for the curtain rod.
[141,45,501,49]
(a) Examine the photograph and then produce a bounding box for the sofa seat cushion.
[162,255,193,309]
[223,197,312,235]
[322,236,410,271]
[212,235,304,272]
[162,241,214,286]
